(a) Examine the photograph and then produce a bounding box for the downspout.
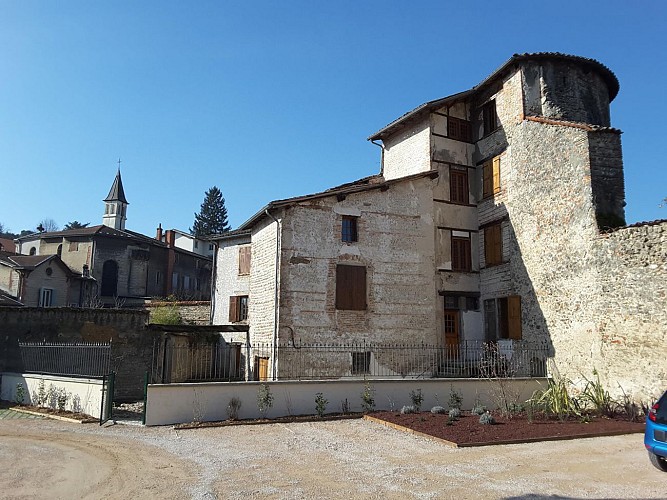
[371,139,385,176]
[264,209,281,381]
[209,241,218,325]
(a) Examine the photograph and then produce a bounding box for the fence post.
[142,371,149,426]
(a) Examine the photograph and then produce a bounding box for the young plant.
[448,408,461,420]
[36,379,47,407]
[257,384,274,419]
[448,386,463,410]
[56,388,69,412]
[15,383,25,404]
[479,411,496,425]
[431,406,447,414]
[409,389,424,412]
[360,382,375,413]
[400,405,418,415]
[580,369,617,417]
[227,397,242,420]
[530,376,580,421]
[315,392,328,418]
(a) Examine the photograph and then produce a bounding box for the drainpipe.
[371,139,385,176]
[209,241,218,325]
[264,209,281,381]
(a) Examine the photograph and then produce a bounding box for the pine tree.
[191,186,230,237]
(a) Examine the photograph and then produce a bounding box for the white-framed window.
[38,288,54,307]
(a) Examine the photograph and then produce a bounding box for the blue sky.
[1,1,665,236]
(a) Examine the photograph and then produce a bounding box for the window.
[194,240,198,249]
[155,270,162,286]
[341,216,358,243]
[184,276,190,290]
[196,278,201,291]
[335,265,366,310]
[482,155,501,198]
[484,296,522,340]
[56,244,62,257]
[451,236,472,271]
[448,116,472,142]
[172,272,179,289]
[482,100,497,136]
[443,294,479,311]
[38,288,53,307]
[68,241,79,252]
[238,246,251,275]
[229,295,249,322]
[45,267,53,276]
[209,243,214,251]
[29,247,36,256]
[450,168,469,204]
[484,223,503,266]
[351,351,371,375]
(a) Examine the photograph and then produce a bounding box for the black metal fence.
[151,339,549,383]
[19,342,112,378]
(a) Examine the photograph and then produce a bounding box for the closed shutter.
[482,160,493,198]
[484,224,502,266]
[492,156,501,194]
[508,295,522,340]
[229,296,239,322]
[451,237,471,271]
[336,265,366,310]
[448,117,459,139]
[238,247,251,275]
[450,170,468,204]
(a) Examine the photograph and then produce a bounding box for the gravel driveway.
[1,417,664,499]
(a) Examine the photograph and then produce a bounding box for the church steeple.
[102,161,129,230]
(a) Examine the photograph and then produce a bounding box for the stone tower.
[102,169,129,230]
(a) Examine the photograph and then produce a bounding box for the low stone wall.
[0,307,155,401]
[145,377,546,426]
[1,372,105,419]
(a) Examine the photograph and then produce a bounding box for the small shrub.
[508,402,525,414]
[400,405,418,415]
[150,305,183,325]
[471,403,486,415]
[409,389,424,412]
[431,406,447,414]
[530,376,581,420]
[257,384,274,418]
[448,407,461,420]
[227,397,242,420]
[479,412,496,425]
[341,398,350,414]
[15,383,25,404]
[580,369,616,417]
[448,386,463,410]
[35,379,47,407]
[315,392,328,418]
[56,388,69,412]
[447,416,457,425]
[361,382,375,413]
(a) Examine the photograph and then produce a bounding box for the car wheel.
[649,451,667,472]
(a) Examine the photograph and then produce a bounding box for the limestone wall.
[382,117,431,180]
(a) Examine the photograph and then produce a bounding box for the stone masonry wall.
[382,117,431,181]
[0,307,154,400]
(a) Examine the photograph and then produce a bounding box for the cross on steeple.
[117,158,122,171]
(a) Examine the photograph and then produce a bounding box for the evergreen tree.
[64,221,89,230]
[191,186,230,237]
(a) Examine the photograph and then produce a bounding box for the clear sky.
[1,1,665,237]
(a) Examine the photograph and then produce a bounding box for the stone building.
[211,53,665,399]
[15,170,212,304]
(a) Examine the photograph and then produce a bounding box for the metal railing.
[151,339,549,383]
[19,342,111,378]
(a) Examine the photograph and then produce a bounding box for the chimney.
[156,223,163,241]
[165,230,176,248]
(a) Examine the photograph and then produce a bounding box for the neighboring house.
[211,52,666,400]
[156,226,215,258]
[15,170,212,304]
[0,252,96,307]
[0,238,16,253]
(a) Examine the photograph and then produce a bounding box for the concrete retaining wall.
[145,377,546,426]
[1,372,104,419]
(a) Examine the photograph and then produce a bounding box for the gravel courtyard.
[0,417,665,499]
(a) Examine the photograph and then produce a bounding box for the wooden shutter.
[336,265,366,310]
[238,247,251,275]
[451,237,471,271]
[484,224,502,266]
[508,295,522,340]
[482,160,493,198]
[450,170,468,204]
[492,156,501,194]
[229,296,239,322]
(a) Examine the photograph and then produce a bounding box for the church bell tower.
[102,163,129,230]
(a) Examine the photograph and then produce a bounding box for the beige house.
[211,53,666,399]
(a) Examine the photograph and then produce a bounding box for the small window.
[335,265,366,310]
[484,223,503,266]
[29,247,36,256]
[45,267,53,276]
[155,270,162,286]
[482,156,501,198]
[38,288,53,307]
[448,116,472,142]
[351,351,371,375]
[209,243,214,251]
[196,278,201,291]
[229,295,249,322]
[172,272,179,289]
[56,244,62,257]
[194,240,198,249]
[342,216,358,243]
[68,241,79,252]
[451,236,472,271]
[485,296,522,340]
[450,169,469,204]
[482,100,498,136]
[465,296,479,311]
[238,246,251,275]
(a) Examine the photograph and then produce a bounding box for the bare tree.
[37,218,59,232]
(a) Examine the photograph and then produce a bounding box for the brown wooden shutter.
[484,224,502,266]
[450,170,468,204]
[508,295,522,340]
[238,247,251,275]
[336,265,366,310]
[229,296,239,322]
[482,160,492,198]
[492,156,501,194]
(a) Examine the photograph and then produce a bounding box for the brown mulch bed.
[366,410,645,447]
[175,413,363,429]
[1,401,97,423]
